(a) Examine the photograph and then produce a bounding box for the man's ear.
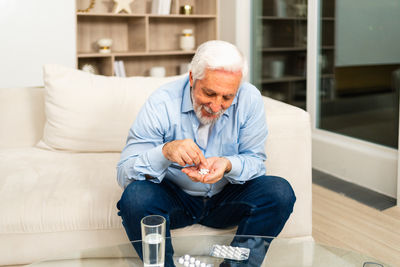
[189,71,194,88]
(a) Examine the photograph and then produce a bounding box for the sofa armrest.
[263,96,312,238]
[0,87,45,148]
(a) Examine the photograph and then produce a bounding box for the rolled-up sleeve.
[117,96,171,188]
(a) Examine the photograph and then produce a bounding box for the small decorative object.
[112,0,133,14]
[319,54,328,72]
[80,63,98,74]
[77,0,96,13]
[180,5,193,15]
[180,29,195,51]
[150,66,166,77]
[97,38,113,53]
[151,0,171,15]
[274,0,287,17]
[294,0,307,17]
[179,63,190,74]
[270,59,285,78]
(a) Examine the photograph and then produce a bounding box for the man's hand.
[162,139,207,168]
[182,157,232,184]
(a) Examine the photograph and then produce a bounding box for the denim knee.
[117,180,160,218]
[267,176,296,216]
[250,176,296,216]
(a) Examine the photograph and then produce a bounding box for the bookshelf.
[252,0,336,109]
[76,0,218,76]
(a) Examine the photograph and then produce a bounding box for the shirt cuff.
[146,144,172,172]
[223,155,243,181]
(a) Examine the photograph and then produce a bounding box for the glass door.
[310,0,400,201]
[252,0,400,202]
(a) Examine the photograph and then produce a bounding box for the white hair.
[189,40,248,81]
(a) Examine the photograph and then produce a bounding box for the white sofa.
[0,65,312,266]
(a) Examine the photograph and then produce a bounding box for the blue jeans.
[117,175,296,266]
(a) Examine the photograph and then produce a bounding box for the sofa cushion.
[0,147,123,233]
[42,64,184,152]
[0,147,236,235]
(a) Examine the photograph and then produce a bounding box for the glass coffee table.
[28,235,390,266]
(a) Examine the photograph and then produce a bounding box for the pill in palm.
[198,168,209,175]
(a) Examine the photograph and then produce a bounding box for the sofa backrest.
[0,85,312,237]
[0,87,45,148]
[0,86,310,154]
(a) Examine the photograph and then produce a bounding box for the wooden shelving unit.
[252,0,335,108]
[76,0,218,76]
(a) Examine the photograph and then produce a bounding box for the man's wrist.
[222,157,232,173]
[162,142,170,160]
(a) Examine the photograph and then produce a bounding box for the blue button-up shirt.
[117,75,268,197]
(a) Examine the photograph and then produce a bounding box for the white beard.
[192,91,225,125]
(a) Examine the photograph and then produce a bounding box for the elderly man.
[116,40,295,266]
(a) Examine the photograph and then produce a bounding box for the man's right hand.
[162,139,207,167]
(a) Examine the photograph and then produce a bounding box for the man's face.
[190,69,242,125]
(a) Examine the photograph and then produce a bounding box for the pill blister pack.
[209,245,250,261]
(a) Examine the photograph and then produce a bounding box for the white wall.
[218,0,251,81]
[0,0,250,88]
[0,0,76,88]
[218,0,236,44]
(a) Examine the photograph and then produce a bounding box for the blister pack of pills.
[209,245,250,261]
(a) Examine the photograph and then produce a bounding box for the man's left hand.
[182,157,231,184]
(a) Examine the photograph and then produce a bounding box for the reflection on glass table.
[28,235,390,267]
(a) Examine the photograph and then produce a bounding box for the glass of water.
[141,215,166,267]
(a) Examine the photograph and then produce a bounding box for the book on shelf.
[114,61,120,77]
[151,0,171,15]
[114,60,126,77]
[118,60,126,77]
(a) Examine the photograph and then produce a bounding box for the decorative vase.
[150,66,166,77]
[180,29,195,51]
[97,38,113,53]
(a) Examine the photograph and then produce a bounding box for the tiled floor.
[312,169,396,210]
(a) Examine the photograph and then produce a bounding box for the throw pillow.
[41,64,185,152]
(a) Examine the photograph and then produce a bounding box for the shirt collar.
[181,76,239,116]
[182,77,194,113]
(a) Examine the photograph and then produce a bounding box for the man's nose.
[210,100,222,113]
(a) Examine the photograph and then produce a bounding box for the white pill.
[184,261,190,267]
[184,254,191,260]
[178,257,185,264]
[195,260,201,266]
[200,263,206,267]
[198,168,209,175]
[189,264,195,267]
[190,257,196,263]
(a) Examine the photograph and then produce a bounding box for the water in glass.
[143,233,165,267]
